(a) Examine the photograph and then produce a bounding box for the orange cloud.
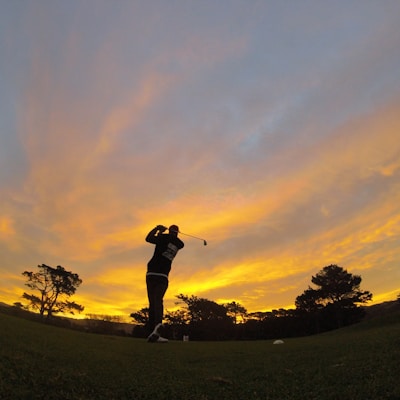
[0,216,15,238]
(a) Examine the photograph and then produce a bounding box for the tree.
[224,301,248,324]
[247,311,268,321]
[295,264,372,330]
[164,309,190,340]
[176,294,230,322]
[176,294,233,340]
[130,308,149,325]
[129,308,150,338]
[164,309,189,326]
[22,264,84,318]
[295,287,324,313]
[311,265,372,306]
[85,314,124,335]
[13,302,26,310]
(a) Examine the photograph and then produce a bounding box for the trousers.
[146,275,168,333]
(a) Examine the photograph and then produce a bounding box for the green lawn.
[1,311,399,400]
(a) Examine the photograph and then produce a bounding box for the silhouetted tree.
[164,309,190,339]
[295,287,325,333]
[85,314,124,335]
[224,301,248,324]
[247,311,268,321]
[129,308,149,337]
[295,264,372,331]
[295,288,324,313]
[176,294,226,322]
[130,308,149,325]
[176,294,234,340]
[13,302,26,310]
[22,264,83,318]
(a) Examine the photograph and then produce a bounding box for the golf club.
[178,231,207,246]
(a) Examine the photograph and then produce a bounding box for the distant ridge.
[363,300,400,320]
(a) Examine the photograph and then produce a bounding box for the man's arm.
[145,225,167,244]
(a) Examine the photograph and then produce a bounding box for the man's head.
[169,225,179,236]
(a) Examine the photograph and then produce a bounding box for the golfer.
[145,224,184,342]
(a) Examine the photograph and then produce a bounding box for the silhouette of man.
[145,224,184,342]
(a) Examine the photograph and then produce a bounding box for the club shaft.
[178,231,205,241]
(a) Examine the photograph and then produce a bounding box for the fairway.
[1,311,399,400]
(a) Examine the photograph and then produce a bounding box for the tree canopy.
[22,264,84,318]
[295,264,372,329]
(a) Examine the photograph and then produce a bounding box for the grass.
[1,311,399,400]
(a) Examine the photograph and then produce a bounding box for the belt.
[146,272,168,279]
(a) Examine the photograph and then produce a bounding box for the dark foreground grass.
[1,312,399,400]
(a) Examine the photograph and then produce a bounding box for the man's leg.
[146,276,168,342]
[146,276,157,334]
[153,278,168,327]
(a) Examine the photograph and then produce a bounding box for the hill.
[363,299,400,319]
[0,302,135,335]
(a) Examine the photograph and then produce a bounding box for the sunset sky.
[1,1,399,320]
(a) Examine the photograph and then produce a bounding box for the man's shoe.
[156,336,168,343]
[153,323,163,335]
[147,323,163,342]
[147,332,159,342]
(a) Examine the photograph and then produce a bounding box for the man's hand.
[157,225,167,232]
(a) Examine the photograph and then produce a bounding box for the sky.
[1,0,400,320]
